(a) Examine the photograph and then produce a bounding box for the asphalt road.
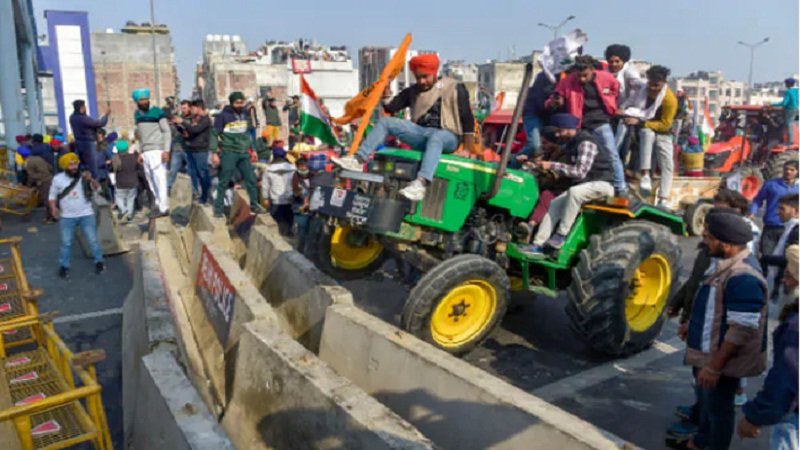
[1,210,136,449]
[342,234,771,450]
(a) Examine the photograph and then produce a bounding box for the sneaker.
[331,155,364,172]
[213,210,225,218]
[666,420,699,439]
[117,211,125,221]
[735,392,747,406]
[518,244,546,257]
[545,233,567,249]
[251,204,266,214]
[640,175,652,193]
[674,405,695,422]
[399,179,427,201]
[58,266,69,279]
[95,262,106,275]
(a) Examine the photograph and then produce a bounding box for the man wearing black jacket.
[173,99,212,204]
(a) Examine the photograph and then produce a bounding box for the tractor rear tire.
[684,199,713,236]
[764,150,799,180]
[566,221,681,356]
[401,255,509,356]
[305,220,386,280]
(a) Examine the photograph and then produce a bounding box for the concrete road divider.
[169,173,194,223]
[243,223,354,353]
[122,241,232,448]
[134,352,234,450]
[221,321,434,450]
[178,230,282,408]
[320,304,631,450]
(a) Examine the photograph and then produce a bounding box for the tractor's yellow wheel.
[624,254,672,332]
[329,225,384,270]
[430,279,498,348]
[566,221,680,356]
[401,255,509,355]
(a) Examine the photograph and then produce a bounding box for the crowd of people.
[6,37,798,450]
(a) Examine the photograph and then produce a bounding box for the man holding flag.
[332,53,477,201]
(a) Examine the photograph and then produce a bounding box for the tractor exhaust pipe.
[488,62,534,200]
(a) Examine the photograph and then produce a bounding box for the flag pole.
[346,33,412,156]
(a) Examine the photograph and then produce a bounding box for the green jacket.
[213,105,253,153]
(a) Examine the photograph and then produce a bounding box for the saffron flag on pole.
[333,33,413,155]
[299,75,339,147]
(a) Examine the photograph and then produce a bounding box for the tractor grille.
[420,178,448,221]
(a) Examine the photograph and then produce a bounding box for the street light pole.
[537,15,576,39]
[737,37,769,97]
[149,0,161,105]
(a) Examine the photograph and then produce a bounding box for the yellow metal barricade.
[0,317,112,450]
[0,237,42,350]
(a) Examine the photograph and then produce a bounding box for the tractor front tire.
[401,255,509,356]
[566,221,681,356]
[305,220,386,280]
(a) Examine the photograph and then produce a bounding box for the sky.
[33,0,800,98]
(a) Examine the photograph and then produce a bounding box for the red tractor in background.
[703,105,799,199]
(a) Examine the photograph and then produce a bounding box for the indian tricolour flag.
[698,97,716,150]
[299,75,339,146]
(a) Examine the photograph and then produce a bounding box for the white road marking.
[52,307,123,324]
[532,335,684,402]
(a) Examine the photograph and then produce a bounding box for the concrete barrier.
[176,230,281,408]
[320,304,630,450]
[169,173,194,223]
[221,321,434,450]
[185,204,231,260]
[133,352,234,450]
[243,223,354,352]
[122,241,232,448]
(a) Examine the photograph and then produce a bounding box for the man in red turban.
[333,52,476,201]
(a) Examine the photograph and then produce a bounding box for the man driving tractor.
[519,113,615,254]
[332,53,477,201]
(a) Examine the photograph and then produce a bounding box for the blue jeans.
[59,214,103,268]
[295,213,310,252]
[167,149,190,191]
[520,114,542,157]
[186,151,211,203]
[356,117,459,181]
[76,140,98,179]
[591,123,626,192]
[785,109,797,144]
[693,369,739,450]
[771,411,798,450]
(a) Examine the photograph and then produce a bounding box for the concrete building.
[0,0,44,158]
[748,76,799,106]
[478,59,542,111]
[443,60,479,104]
[670,71,746,120]
[198,36,358,130]
[90,22,178,131]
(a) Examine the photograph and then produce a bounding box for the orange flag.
[333,33,412,155]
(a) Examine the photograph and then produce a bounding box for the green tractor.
[306,64,685,357]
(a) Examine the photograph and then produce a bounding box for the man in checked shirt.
[520,113,616,255]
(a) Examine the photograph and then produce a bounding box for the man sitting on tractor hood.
[332,54,477,201]
[520,113,616,254]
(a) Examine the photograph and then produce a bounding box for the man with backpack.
[48,153,105,279]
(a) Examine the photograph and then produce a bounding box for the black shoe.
[213,210,224,218]
[251,204,266,214]
[117,211,125,220]
[58,267,69,279]
[95,262,106,275]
